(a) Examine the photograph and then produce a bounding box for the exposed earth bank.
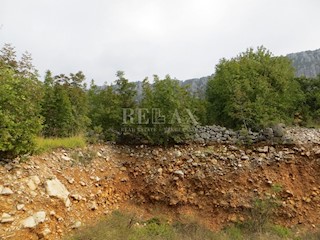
[1,128,320,239]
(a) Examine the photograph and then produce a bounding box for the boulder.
[45,178,71,207]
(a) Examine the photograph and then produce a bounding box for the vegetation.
[1,43,320,159]
[66,210,320,240]
[0,44,43,158]
[138,75,198,144]
[34,136,86,153]
[295,76,320,126]
[206,46,303,130]
[41,70,89,137]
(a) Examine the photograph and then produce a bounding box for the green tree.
[0,46,42,158]
[139,75,198,144]
[206,46,303,130]
[41,71,89,137]
[295,76,320,125]
[87,80,120,140]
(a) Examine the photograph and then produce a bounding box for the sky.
[1,0,319,85]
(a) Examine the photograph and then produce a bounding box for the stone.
[174,150,182,158]
[1,187,14,195]
[21,216,37,228]
[39,228,51,238]
[61,156,71,161]
[71,220,82,229]
[174,170,184,177]
[45,178,70,207]
[257,146,268,153]
[70,193,82,201]
[89,201,98,210]
[241,155,250,161]
[33,211,46,224]
[1,213,14,223]
[272,124,285,137]
[21,211,46,228]
[263,128,274,138]
[17,204,25,211]
[26,176,40,190]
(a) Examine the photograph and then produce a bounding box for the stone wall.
[192,125,320,145]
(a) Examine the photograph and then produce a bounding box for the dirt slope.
[0,142,320,239]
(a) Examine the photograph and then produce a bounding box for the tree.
[0,46,42,158]
[139,75,198,144]
[41,70,89,137]
[87,80,120,140]
[295,76,320,125]
[206,46,303,130]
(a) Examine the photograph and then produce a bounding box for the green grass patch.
[66,210,320,240]
[34,135,86,153]
[65,211,221,240]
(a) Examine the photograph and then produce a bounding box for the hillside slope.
[287,48,320,78]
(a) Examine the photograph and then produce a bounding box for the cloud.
[1,0,319,84]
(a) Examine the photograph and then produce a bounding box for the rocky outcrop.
[287,48,320,78]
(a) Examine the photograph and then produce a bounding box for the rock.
[89,201,98,210]
[174,150,182,158]
[1,213,14,223]
[152,150,159,156]
[26,176,41,190]
[17,204,25,211]
[157,168,163,174]
[45,178,70,207]
[1,187,14,195]
[241,155,250,161]
[39,228,51,238]
[120,167,127,171]
[79,181,86,186]
[174,170,184,177]
[61,155,72,161]
[71,220,82,229]
[70,193,82,201]
[272,124,285,137]
[97,152,102,158]
[263,127,274,137]
[257,146,269,153]
[21,216,37,228]
[21,211,46,228]
[33,211,46,224]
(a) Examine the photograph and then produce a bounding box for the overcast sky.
[1,0,319,85]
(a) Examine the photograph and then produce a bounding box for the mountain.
[287,48,320,78]
[180,76,210,96]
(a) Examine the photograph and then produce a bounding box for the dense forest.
[0,44,320,159]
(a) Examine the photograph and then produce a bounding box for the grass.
[34,135,86,153]
[65,211,221,240]
[65,210,320,240]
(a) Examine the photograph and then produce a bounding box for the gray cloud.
[1,0,319,84]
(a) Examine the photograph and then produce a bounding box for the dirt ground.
[0,142,320,239]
